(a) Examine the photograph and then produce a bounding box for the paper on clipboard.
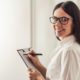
[17,48,37,70]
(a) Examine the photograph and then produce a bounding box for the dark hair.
[53,1,80,44]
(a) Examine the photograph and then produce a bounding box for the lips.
[57,29,65,33]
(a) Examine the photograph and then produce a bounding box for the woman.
[28,1,80,80]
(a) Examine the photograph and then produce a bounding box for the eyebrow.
[53,16,69,18]
[53,16,72,19]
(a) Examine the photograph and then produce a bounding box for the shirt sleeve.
[60,48,79,80]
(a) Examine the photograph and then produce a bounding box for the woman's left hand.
[28,68,45,80]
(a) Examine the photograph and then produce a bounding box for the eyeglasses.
[49,16,71,25]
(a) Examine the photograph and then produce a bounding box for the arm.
[27,50,47,77]
[36,62,47,78]
[60,48,79,80]
[60,49,70,80]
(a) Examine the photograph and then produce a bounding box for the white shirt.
[46,35,80,80]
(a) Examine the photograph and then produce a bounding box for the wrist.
[37,64,46,78]
[36,75,45,80]
[35,61,43,69]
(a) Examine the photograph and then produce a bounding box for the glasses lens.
[49,17,58,24]
[59,17,69,25]
[49,16,70,25]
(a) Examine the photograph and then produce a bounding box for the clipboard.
[17,48,37,70]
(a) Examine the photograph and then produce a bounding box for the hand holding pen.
[23,48,43,56]
[24,53,43,56]
[23,48,43,68]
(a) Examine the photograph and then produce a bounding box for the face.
[52,8,73,40]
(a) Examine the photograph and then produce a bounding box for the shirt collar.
[58,35,76,47]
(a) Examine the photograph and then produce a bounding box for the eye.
[53,17,58,21]
[52,17,58,23]
[60,17,69,22]
[49,16,58,24]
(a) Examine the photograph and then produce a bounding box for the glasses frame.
[49,16,71,25]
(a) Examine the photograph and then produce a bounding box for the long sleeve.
[60,48,79,80]
[46,35,80,80]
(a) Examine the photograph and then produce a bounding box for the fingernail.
[28,54,32,57]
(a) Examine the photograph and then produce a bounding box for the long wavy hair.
[53,1,80,44]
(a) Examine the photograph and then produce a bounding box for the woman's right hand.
[26,49,47,77]
[27,50,42,69]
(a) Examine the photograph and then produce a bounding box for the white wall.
[32,0,57,67]
[0,0,31,80]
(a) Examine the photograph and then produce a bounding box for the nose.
[53,21,62,30]
[55,20,61,26]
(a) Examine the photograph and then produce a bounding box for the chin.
[56,34,64,38]
[56,34,65,40]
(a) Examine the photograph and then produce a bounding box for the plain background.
[0,0,31,80]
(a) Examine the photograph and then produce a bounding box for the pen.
[19,48,43,56]
[23,53,43,56]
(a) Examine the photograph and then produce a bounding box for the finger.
[28,47,31,51]
[29,47,32,51]
[28,71,35,80]
[29,48,36,54]
[28,68,35,73]
[28,54,38,62]
[28,54,35,60]
[28,54,33,58]
[29,75,32,80]
[28,68,33,71]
